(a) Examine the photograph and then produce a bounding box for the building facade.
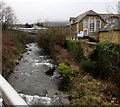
[69,10,119,39]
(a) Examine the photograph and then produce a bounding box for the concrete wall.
[99,31,120,43]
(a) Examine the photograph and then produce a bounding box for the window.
[84,20,88,29]
[90,18,94,32]
[96,20,100,31]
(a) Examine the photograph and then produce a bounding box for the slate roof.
[70,10,119,24]
[99,14,119,21]
[99,20,120,32]
[69,17,77,21]
[75,10,99,23]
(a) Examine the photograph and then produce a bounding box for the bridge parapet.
[0,74,28,106]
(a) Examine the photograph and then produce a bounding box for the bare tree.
[106,1,120,14]
[0,1,17,30]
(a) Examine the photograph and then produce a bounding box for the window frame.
[90,18,94,32]
[84,20,88,29]
[96,20,101,31]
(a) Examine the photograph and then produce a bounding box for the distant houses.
[14,26,47,34]
[68,10,119,42]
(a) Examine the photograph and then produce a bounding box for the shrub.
[8,30,34,52]
[81,43,120,86]
[2,30,34,78]
[66,40,84,62]
[58,63,74,78]
[80,60,97,74]
[36,27,69,53]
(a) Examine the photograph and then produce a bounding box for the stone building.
[69,10,119,40]
[99,21,120,43]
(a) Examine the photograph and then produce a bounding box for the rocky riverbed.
[7,43,69,106]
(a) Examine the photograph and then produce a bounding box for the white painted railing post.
[0,74,28,106]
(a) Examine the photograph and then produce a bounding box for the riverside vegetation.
[2,30,34,78]
[36,27,120,105]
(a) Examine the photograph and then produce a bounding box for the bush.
[81,43,120,86]
[67,40,84,62]
[8,30,34,52]
[36,27,69,53]
[80,60,97,74]
[58,63,74,78]
[2,30,34,78]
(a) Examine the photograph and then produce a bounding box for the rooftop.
[99,20,120,32]
[69,10,119,24]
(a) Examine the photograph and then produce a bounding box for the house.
[69,10,119,39]
[99,20,120,43]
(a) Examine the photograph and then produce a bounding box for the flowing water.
[8,43,69,106]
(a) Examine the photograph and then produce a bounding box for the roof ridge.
[76,10,98,17]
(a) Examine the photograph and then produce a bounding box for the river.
[8,43,69,106]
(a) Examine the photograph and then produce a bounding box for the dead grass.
[2,31,19,77]
[69,74,120,105]
[2,30,33,78]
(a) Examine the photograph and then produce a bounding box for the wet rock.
[29,49,32,51]
[15,76,18,79]
[25,45,28,48]
[59,96,70,105]
[14,59,19,65]
[15,69,18,71]
[24,59,28,62]
[49,59,56,64]
[45,67,55,76]
[55,92,59,95]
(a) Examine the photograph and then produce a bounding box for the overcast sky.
[2,0,119,24]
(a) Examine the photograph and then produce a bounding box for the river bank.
[49,44,120,105]
[36,28,120,105]
[2,30,34,78]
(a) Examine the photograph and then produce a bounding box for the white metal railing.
[0,74,28,106]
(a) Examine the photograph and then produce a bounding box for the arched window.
[84,20,88,29]
[90,18,94,32]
